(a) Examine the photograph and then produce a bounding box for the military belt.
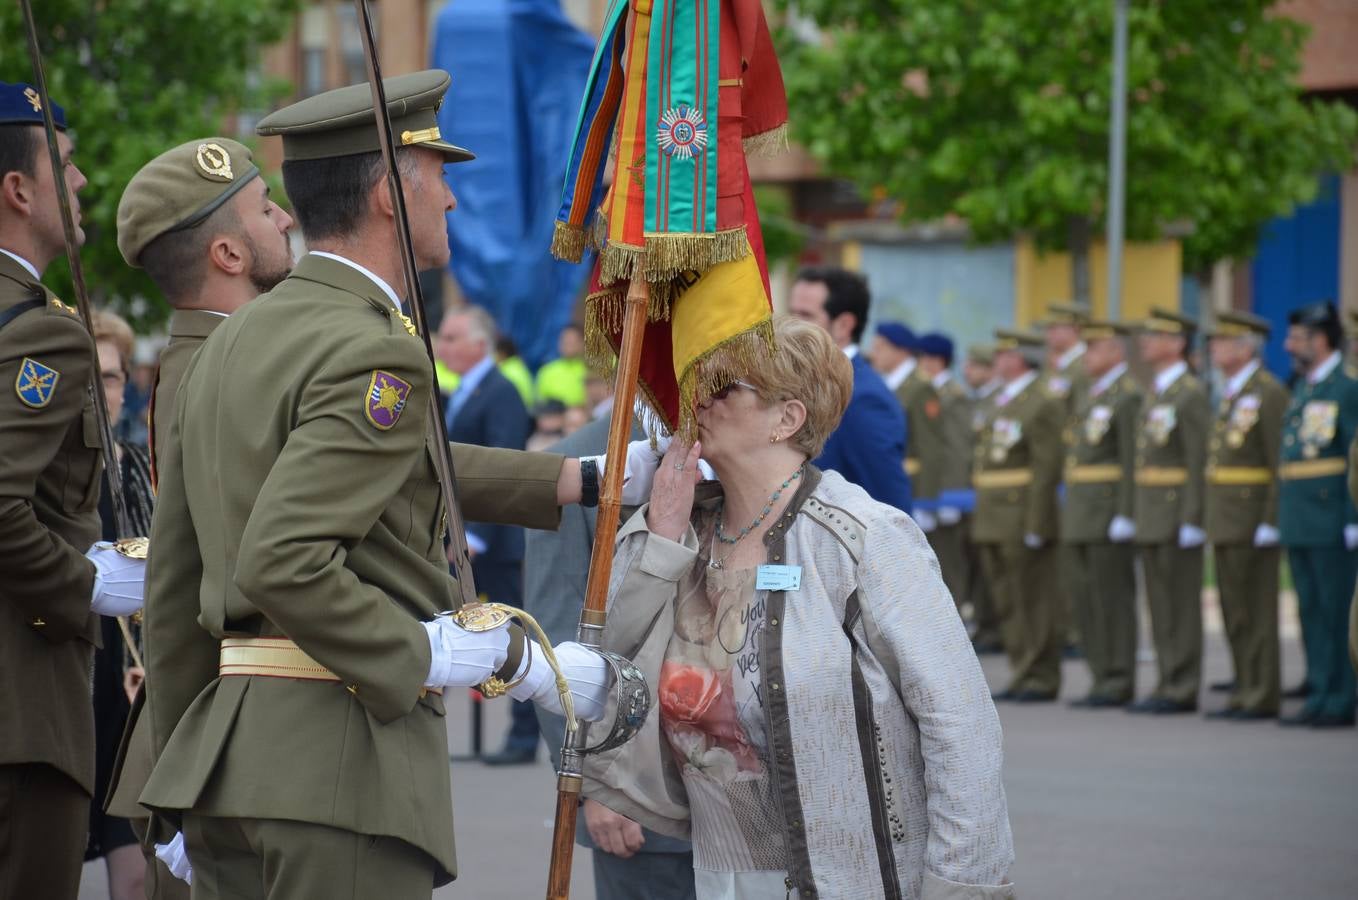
[219,636,442,696]
[974,469,1033,489]
[1279,458,1346,481]
[1134,466,1188,487]
[903,458,921,476]
[1065,464,1122,484]
[1206,466,1273,486]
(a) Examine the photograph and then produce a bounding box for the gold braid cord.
[450,602,578,734]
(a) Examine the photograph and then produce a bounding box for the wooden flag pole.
[544,275,650,900]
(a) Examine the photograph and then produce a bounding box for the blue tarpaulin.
[431,0,595,370]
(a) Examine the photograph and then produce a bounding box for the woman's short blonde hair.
[91,308,135,374]
[745,314,853,459]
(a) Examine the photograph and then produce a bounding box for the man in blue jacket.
[789,267,912,512]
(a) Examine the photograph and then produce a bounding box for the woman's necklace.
[708,464,804,570]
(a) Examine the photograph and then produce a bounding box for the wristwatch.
[580,457,600,508]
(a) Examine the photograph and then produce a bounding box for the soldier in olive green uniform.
[1349,433,1358,676]
[964,343,1003,651]
[139,72,604,896]
[1129,308,1209,714]
[1061,322,1141,707]
[917,332,973,610]
[1277,301,1358,728]
[1202,311,1288,720]
[870,321,946,531]
[973,329,1065,700]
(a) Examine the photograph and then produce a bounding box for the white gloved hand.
[423,615,511,688]
[1107,515,1136,544]
[1345,524,1358,551]
[937,506,963,526]
[86,542,147,616]
[1023,533,1044,550]
[154,832,193,885]
[586,437,716,508]
[1178,524,1207,549]
[913,509,938,533]
[508,640,609,723]
[1253,523,1281,548]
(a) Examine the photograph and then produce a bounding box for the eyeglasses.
[710,380,758,401]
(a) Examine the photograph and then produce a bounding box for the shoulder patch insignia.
[15,357,60,408]
[364,370,412,430]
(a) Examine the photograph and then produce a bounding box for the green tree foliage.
[775,0,1358,285]
[1,0,300,328]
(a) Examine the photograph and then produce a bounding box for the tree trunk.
[1068,216,1093,307]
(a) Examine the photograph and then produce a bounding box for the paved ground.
[82,590,1358,899]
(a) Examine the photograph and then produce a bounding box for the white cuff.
[154,832,193,885]
[1108,515,1136,543]
[423,615,510,688]
[1178,524,1206,549]
[508,640,609,722]
[86,541,147,616]
[1253,523,1280,547]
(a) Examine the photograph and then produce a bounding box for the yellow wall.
[1015,237,1182,327]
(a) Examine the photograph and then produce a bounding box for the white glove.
[586,437,716,507]
[508,640,609,723]
[86,541,147,616]
[1178,524,1207,549]
[1253,523,1281,548]
[1023,533,1043,549]
[154,832,193,885]
[913,509,937,533]
[937,506,963,526]
[1345,524,1358,551]
[422,615,510,688]
[1107,515,1136,543]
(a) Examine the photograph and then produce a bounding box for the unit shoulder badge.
[15,356,59,408]
[364,369,412,430]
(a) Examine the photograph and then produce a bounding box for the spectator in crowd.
[495,334,535,409]
[536,322,588,407]
[788,266,912,512]
[528,398,568,452]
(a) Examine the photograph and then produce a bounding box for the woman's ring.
[673,463,685,471]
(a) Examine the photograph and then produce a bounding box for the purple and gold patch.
[364,370,412,430]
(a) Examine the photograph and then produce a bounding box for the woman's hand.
[123,665,145,704]
[583,798,645,858]
[645,440,701,542]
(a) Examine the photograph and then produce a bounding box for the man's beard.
[243,231,292,295]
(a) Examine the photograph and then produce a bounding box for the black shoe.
[1151,699,1197,715]
[1090,695,1132,709]
[973,640,1004,655]
[1282,682,1310,700]
[1068,696,1097,708]
[1209,680,1236,693]
[1126,697,1164,714]
[1012,690,1058,703]
[482,745,538,766]
[1279,709,1318,727]
[1230,709,1276,722]
[1310,713,1356,729]
[1204,707,1241,720]
[991,689,1017,702]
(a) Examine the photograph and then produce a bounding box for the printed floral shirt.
[658,555,788,875]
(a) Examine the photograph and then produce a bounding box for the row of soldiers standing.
[874,300,1358,727]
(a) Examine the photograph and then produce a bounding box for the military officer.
[1278,301,1358,728]
[138,72,614,896]
[0,82,149,899]
[1202,311,1287,721]
[1061,321,1141,707]
[1129,308,1209,714]
[963,343,1003,652]
[915,332,972,608]
[973,329,1065,701]
[870,321,946,532]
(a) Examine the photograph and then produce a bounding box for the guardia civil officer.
[0,82,146,900]
[137,72,619,896]
[1061,321,1141,707]
[1278,301,1358,729]
[973,330,1065,701]
[1129,309,1209,715]
[1202,311,1287,721]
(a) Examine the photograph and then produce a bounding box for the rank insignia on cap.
[15,357,59,408]
[364,370,411,430]
[195,142,234,181]
[23,87,40,112]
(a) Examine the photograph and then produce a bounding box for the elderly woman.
[578,315,1014,899]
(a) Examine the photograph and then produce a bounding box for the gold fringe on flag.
[674,317,776,440]
[550,220,591,264]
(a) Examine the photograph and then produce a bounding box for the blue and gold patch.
[15,357,60,408]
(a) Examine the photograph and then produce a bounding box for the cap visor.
[425,139,475,162]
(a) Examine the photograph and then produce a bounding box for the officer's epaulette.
[362,296,417,337]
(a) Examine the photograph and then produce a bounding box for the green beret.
[1039,302,1090,327]
[116,137,259,267]
[993,328,1044,350]
[1140,306,1197,336]
[1206,309,1270,339]
[256,69,473,163]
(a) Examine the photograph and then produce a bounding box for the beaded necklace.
[707,464,803,570]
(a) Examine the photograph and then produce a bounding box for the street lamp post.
[1107,0,1129,321]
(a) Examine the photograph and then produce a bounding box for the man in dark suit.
[524,410,698,900]
[436,305,538,761]
[789,267,913,512]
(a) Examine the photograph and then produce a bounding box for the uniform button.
[770,682,781,692]
[30,617,45,627]
[770,617,779,626]
[346,683,360,695]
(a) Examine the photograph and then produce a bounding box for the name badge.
[756,565,802,592]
